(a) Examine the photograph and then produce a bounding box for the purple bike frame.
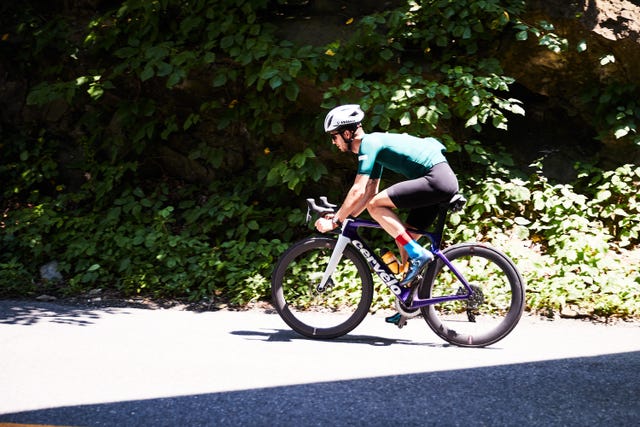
[339,217,475,309]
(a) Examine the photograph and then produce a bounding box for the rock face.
[494,0,640,176]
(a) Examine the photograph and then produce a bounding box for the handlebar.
[305,197,337,224]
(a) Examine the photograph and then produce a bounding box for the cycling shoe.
[400,251,433,286]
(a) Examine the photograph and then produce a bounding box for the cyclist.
[315,104,459,286]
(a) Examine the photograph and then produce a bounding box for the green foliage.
[513,19,569,53]
[444,160,640,319]
[579,164,640,247]
[261,148,328,194]
[1,0,639,319]
[322,0,528,139]
[1,178,294,301]
[582,83,640,145]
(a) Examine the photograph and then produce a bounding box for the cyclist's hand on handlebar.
[315,214,337,233]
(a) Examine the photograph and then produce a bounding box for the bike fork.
[317,234,350,292]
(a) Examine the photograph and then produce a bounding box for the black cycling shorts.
[386,162,459,230]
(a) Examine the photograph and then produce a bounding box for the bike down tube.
[342,219,407,298]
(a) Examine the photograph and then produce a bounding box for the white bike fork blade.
[317,235,350,291]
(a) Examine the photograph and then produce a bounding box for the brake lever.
[305,205,312,225]
[318,196,337,209]
[305,197,336,225]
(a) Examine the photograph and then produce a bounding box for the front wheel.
[419,243,525,347]
[271,237,374,339]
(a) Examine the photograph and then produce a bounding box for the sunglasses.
[330,132,341,141]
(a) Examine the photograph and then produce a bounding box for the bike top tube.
[340,217,443,252]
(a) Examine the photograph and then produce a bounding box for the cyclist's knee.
[367,194,382,209]
[367,193,393,213]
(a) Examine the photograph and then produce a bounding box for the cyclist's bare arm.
[334,174,377,222]
[352,177,379,217]
[315,174,377,233]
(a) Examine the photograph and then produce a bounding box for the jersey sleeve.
[369,163,383,180]
[357,135,383,179]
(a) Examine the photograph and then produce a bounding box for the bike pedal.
[385,312,401,324]
[396,316,408,328]
[385,313,408,328]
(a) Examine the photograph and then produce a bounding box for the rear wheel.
[271,237,374,339]
[419,243,525,347]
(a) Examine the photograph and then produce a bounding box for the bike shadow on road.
[231,327,454,348]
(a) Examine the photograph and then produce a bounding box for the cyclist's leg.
[367,191,432,285]
[384,163,458,254]
[402,205,439,263]
[365,190,404,236]
[367,162,458,223]
[392,161,460,254]
[375,163,460,324]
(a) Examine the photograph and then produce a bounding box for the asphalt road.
[0,299,639,426]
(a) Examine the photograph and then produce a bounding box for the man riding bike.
[315,104,459,286]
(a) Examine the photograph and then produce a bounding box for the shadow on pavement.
[231,327,452,347]
[0,300,130,327]
[2,351,638,426]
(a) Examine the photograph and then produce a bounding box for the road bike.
[271,195,525,347]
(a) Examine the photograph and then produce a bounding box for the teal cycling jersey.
[357,132,447,180]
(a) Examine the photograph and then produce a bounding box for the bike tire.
[419,243,525,347]
[271,236,374,339]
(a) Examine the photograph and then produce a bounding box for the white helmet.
[324,104,365,132]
